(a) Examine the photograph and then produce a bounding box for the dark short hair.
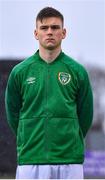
[36,7,64,25]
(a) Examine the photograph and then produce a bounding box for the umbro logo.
[26,77,36,84]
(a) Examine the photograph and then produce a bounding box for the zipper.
[44,63,50,160]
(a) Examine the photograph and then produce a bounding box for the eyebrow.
[39,25,61,30]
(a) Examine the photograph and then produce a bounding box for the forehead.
[36,17,63,27]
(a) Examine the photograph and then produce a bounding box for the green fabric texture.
[5,51,93,165]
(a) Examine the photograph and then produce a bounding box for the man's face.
[34,17,66,50]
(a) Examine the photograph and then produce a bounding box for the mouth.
[46,38,55,41]
[46,39,55,44]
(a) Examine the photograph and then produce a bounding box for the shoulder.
[12,55,35,73]
[9,53,38,78]
[62,52,89,80]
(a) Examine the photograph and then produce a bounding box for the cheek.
[37,34,44,40]
[56,33,63,39]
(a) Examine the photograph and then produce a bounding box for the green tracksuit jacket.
[5,51,93,165]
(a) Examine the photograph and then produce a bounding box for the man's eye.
[51,25,60,30]
[40,26,48,30]
[40,25,61,31]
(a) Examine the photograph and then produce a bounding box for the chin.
[46,46,55,50]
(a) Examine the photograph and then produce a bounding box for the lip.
[46,38,55,41]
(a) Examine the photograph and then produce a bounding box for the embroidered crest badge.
[58,72,71,85]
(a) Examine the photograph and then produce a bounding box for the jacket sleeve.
[5,70,22,136]
[77,68,93,138]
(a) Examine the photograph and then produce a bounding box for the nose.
[47,27,53,34]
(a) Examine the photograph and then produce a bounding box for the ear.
[34,29,39,40]
[62,28,66,39]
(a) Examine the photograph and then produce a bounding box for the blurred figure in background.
[5,7,93,179]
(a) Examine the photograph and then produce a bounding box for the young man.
[5,7,93,179]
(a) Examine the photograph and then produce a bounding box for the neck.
[39,46,62,63]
